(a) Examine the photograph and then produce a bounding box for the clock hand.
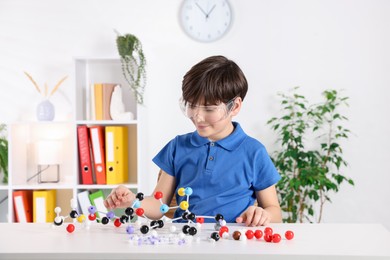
[195,3,208,18]
[206,4,216,17]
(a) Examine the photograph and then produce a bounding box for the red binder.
[77,125,93,184]
[13,190,33,223]
[89,125,106,184]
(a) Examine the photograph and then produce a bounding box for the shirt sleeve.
[252,145,281,191]
[152,137,177,177]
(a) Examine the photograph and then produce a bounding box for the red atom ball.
[114,218,121,227]
[264,227,273,235]
[285,230,294,240]
[264,233,273,242]
[254,229,263,239]
[154,191,163,200]
[196,217,204,224]
[219,226,229,237]
[88,213,96,221]
[272,233,282,243]
[245,230,254,239]
[66,224,75,233]
[135,208,144,216]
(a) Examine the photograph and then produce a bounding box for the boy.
[104,56,282,226]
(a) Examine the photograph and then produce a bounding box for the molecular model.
[54,193,147,233]
[53,189,295,246]
[53,198,90,233]
[53,187,227,244]
[119,187,227,242]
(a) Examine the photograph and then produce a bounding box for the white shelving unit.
[1,57,142,223]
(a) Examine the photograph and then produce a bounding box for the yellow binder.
[105,126,129,184]
[33,190,56,223]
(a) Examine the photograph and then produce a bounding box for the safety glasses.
[179,97,236,123]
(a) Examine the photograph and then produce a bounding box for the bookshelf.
[1,57,142,223]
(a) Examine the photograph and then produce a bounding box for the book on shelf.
[90,83,119,121]
[89,83,96,120]
[77,190,92,215]
[33,189,56,223]
[89,126,106,185]
[88,190,106,219]
[94,83,103,120]
[105,126,129,184]
[77,125,94,185]
[13,190,33,223]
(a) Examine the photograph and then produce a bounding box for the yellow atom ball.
[177,187,185,197]
[77,215,86,223]
[179,201,189,210]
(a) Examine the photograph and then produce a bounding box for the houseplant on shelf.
[115,31,147,105]
[267,87,354,223]
[0,124,8,184]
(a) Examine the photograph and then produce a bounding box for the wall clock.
[179,0,233,43]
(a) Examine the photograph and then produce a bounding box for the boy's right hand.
[103,185,135,209]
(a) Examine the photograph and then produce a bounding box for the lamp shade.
[35,140,62,165]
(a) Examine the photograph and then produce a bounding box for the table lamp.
[35,140,62,183]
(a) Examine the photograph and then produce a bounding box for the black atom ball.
[182,224,190,234]
[136,193,144,201]
[211,232,220,241]
[125,207,134,216]
[140,225,149,234]
[101,217,109,225]
[69,210,78,218]
[215,214,224,222]
[189,227,197,236]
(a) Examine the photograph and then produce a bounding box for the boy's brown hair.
[182,56,248,105]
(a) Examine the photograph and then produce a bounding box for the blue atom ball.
[160,204,169,213]
[184,187,193,196]
[133,200,141,208]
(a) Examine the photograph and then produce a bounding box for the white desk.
[0,222,389,259]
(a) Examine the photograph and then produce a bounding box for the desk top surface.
[0,222,389,260]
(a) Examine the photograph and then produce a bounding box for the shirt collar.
[190,122,247,151]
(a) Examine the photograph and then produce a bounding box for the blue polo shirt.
[152,122,280,223]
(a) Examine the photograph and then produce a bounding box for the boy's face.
[182,97,242,141]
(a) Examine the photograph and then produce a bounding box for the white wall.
[1,0,389,229]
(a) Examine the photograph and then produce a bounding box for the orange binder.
[13,190,33,223]
[102,83,117,120]
[105,126,129,184]
[94,83,103,120]
[89,125,106,184]
[77,125,94,184]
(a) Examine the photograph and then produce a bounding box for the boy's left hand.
[236,206,271,226]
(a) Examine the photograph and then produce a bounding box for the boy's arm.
[236,185,282,226]
[138,170,176,219]
[256,185,282,223]
[103,170,176,220]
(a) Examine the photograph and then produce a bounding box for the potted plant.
[0,124,8,184]
[267,87,354,223]
[115,31,147,105]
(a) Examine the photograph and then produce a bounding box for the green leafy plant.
[267,87,354,223]
[0,124,8,184]
[115,31,147,105]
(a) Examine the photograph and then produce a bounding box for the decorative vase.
[36,99,55,121]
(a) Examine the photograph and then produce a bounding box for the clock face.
[179,0,233,43]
